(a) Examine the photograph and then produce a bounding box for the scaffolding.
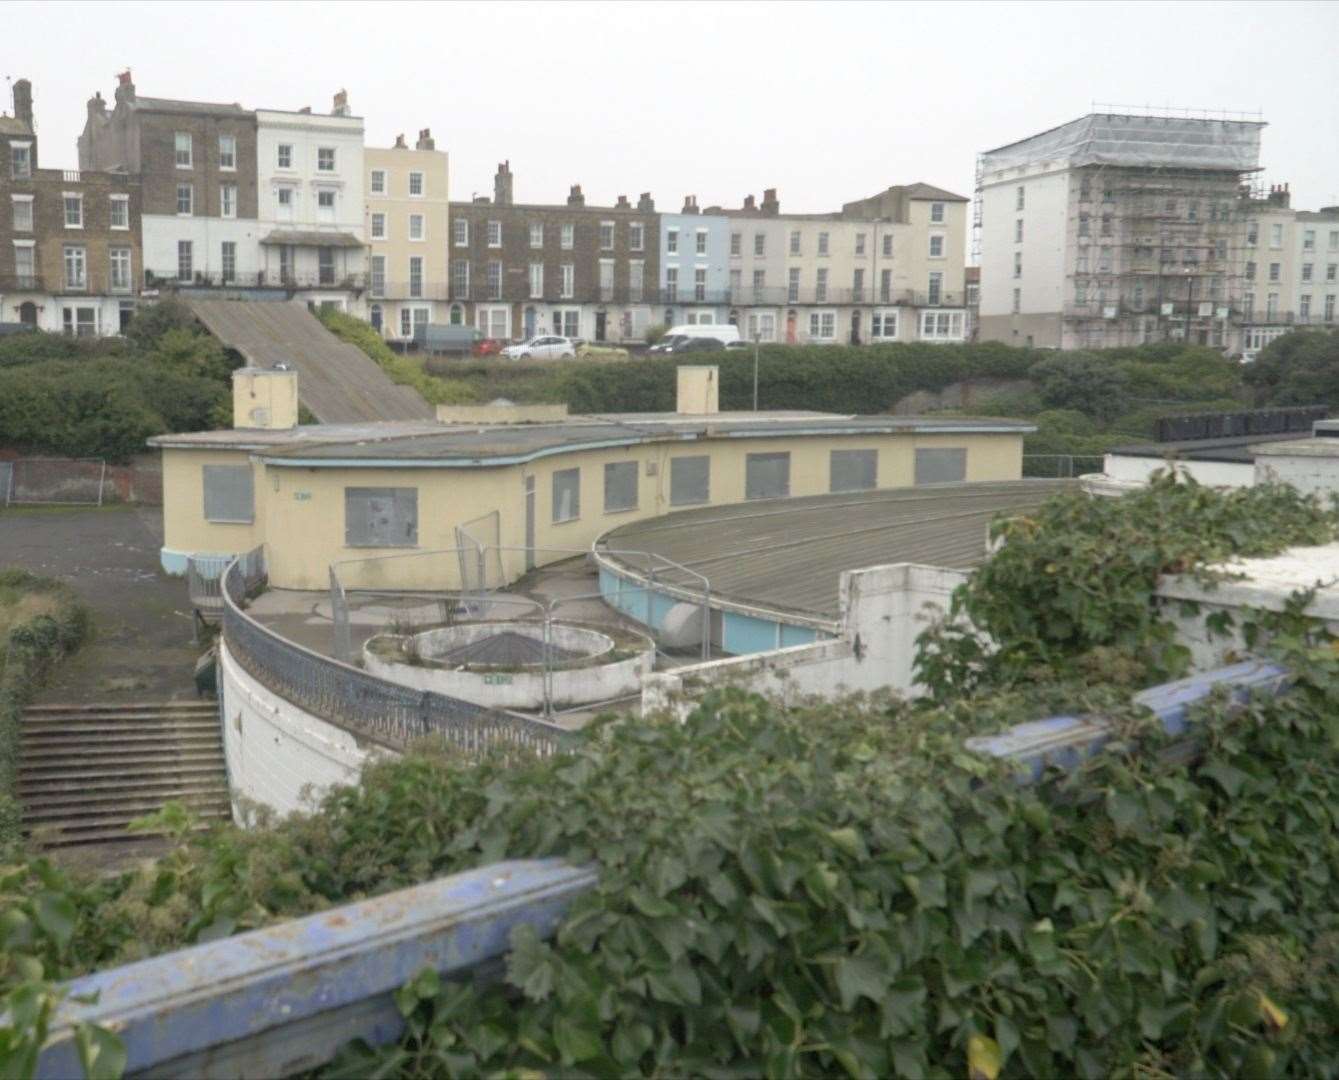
[977,109,1268,353]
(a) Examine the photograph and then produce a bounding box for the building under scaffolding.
[974,111,1266,353]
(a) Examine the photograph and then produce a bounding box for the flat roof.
[242,413,1033,468]
[1110,432,1313,464]
[598,480,1072,626]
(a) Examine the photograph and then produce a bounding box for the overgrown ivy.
[914,471,1339,700]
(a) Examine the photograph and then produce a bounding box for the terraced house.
[447,163,661,343]
[1,78,142,334]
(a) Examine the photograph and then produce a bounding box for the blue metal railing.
[31,660,1288,1077]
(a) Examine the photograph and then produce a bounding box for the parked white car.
[501,335,577,360]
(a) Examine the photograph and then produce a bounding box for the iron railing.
[1022,455,1106,479]
[221,552,564,754]
[144,270,369,291]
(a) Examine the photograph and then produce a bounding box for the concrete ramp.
[185,298,433,423]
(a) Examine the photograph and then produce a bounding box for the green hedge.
[0,569,92,849]
[317,310,475,406]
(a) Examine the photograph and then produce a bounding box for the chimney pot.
[568,184,585,207]
[332,88,350,116]
[415,127,435,150]
[394,133,407,149]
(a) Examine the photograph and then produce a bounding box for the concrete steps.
[19,702,232,847]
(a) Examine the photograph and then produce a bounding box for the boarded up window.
[603,461,638,513]
[745,452,790,500]
[914,447,967,485]
[202,464,254,523]
[830,449,877,493]
[345,487,418,547]
[670,456,710,506]
[553,467,580,522]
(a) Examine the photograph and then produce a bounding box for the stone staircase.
[19,702,232,846]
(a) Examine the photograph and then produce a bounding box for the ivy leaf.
[32,892,76,951]
[835,956,887,1010]
[553,1014,603,1065]
[506,924,556,1001]
[74,1023,127,1080]
[1258,992,1289,1033]
[967,1033,1003,1080]
[1200,761,1251,798]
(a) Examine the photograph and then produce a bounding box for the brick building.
[80,71,262,290]
[447,164,660,342]
[1,78,142,335]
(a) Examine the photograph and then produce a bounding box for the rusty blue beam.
[36,859,598,1079]
[966,659,1290,782]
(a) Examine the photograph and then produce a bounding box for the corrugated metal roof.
[184,298,433,424]
[600,480,1073,622]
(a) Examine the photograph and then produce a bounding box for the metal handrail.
[221,551,565,754]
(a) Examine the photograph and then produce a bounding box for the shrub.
[317,310,479,406]
[1244,328,1339,407]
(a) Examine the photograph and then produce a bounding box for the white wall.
[642,562,969,715]
[1103,453,1254,488]
[1157,542,1339,670]
[979,163,1069,319]
[142,215,264,281]
[219,639,390,820]
[1254,452,1339,496]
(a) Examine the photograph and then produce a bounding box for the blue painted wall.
[660,212,732,321]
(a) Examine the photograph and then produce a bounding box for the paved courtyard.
[0,505,202,702]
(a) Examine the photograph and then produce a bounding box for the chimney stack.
[637,192,655,212]
[298,106,311,115]
[494,161,514,206]
[761,188,779,216]
[86,90,106,122]
[682,195,700,214]
[394,133,407,149]
[12,79,33,129]
[415,127,435,151]
[743,194,756,211]
[114,69,135,106]
[615,194,630,209]
[332,89,350,117]
[567,183,585,207]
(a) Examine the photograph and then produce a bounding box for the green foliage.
[1244,328,1339,406]
[317,310,478,406]
[644,323,668,345]
[1029,353,1133,422]
[915,472,1339,699]
[0,303,236,461]
[0,570,91,850]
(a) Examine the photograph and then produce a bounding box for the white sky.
[8,0,1339,214]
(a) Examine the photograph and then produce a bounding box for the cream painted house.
[723,183,969,346]
[151,368,1032,588]
[365,132,448,341]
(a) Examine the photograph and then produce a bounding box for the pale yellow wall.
[247,431,1025,590]
[366,144,449,327]
[161,447,265,558]
[232,370,298,430]
[901,198,968,302]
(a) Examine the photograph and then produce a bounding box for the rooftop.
[0,116,33,136]
[152,411,1034,466]
[132,96,251,117]
[1110,431,1314,464]
[981,112,1264,174]
[598,480,1071,625]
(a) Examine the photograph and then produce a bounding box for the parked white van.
[649,323,741,353]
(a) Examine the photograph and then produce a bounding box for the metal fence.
[2,457,106,506]
[222,551,564,755]
[1022,454,1106,479]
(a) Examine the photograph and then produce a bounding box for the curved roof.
[598,480,1073,626]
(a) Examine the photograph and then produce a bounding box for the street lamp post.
[752,333,760,411]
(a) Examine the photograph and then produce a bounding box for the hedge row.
[0,570,92,848]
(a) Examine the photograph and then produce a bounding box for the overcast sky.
[8,0,1338,216]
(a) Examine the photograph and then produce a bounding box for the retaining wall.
[219,639,391,819]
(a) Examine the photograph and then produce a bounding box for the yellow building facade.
[365,135,449,340]
[156,422,1029,591]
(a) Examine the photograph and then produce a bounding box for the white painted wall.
[1254,452,1339,496]
[141,215,264,281]
[1157,542,1339,670]
[642,562,969,715]
[1103,453,1255,488]
[979,162,1069,319]
[219,639,390,820]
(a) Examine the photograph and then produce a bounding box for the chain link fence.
[222,550,564,754]
[2,457,106,506]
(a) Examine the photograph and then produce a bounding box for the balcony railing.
[436,285,966,309]
[0,274,44,291]
[366,281,449,301]
[144,270,369,291]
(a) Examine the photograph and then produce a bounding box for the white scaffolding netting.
[982,114,1263,174]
